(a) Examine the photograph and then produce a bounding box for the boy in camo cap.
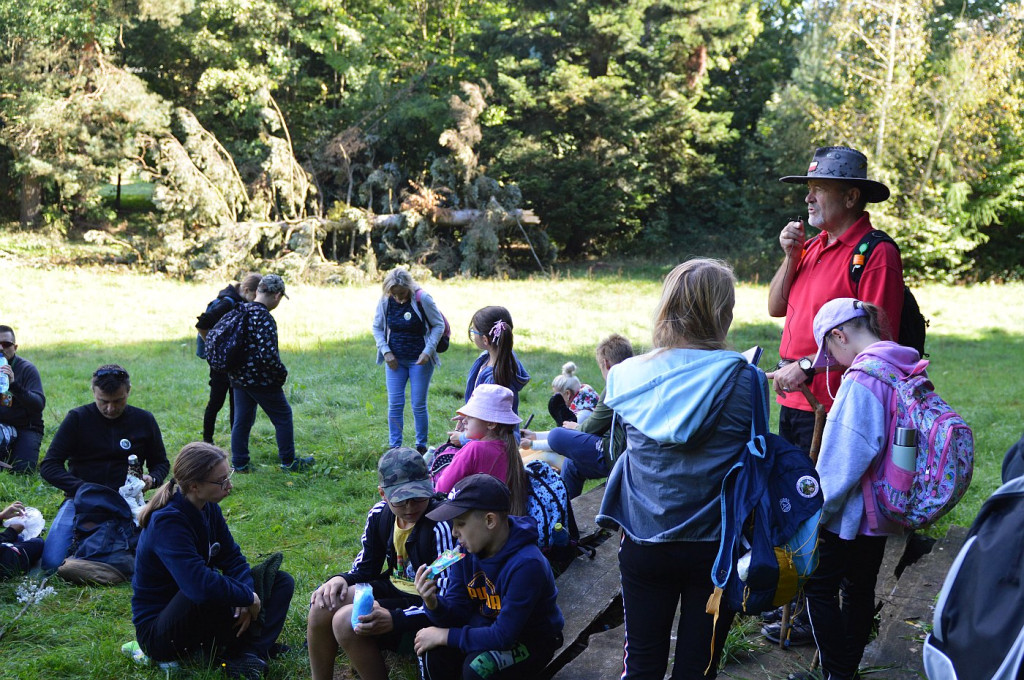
[307,448,454,680]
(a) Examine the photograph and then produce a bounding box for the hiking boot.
[761,605,785,624]
[761,618,815,647]
[219,652,267,679]
[280,455,315,472]
[232,464,252,474]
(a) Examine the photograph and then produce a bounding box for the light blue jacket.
[372,289,445,367]
[597,349,753,543]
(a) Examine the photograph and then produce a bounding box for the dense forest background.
[1,0,1022,282]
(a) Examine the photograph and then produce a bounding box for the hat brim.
[456,404,522,425]
[425,501,475,523]
[811,341,838,369]
[779,176,890,203]
[384,478,436,504]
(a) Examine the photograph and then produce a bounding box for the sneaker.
[280,455,315,472]
[761,618,815,647]
[761,606,785,624]
[220,652,267,679]
[232,464,252,474]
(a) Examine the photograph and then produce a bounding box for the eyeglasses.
[469,329,484,337]
[390,496,430,508]
[0,341,13,349]
[93,368,129,379]
[204,469,234,490]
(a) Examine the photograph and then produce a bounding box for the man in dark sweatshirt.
[0,325,46,473]
[39,365,169,571]
[413,474,564,680]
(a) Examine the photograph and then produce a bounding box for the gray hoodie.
[817,340,919,539]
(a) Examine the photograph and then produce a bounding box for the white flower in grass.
[16,579,56,605]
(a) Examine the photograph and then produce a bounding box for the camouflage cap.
[378,447,435,503]
[259,274,289,298]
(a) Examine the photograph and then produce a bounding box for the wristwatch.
[797,357,815,383]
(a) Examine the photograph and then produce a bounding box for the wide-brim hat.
[780,146,890,203]
[457,384,522,425]
[812,297,869,368]
[378,447,435,503]
[426,474,511,523]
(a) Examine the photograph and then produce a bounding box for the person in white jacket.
[791,297,916,680]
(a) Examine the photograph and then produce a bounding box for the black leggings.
[138,569,294,662]
[618,534,735,680]
[203,368,234,443]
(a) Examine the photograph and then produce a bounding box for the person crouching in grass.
[413,474,564,680]
[307,447,455,680]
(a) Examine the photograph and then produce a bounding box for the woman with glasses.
[307,447,454,680]
[132,442,294,679]
[372,267,446,454]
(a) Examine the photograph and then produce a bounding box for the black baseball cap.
[426,474,511,523]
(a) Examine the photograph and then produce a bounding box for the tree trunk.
[20,175,41,226]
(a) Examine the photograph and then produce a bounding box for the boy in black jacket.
[307,448,454,680]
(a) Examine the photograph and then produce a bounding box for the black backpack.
[196,296,236,359]
[923,476,1024,680]
[849,230,929,356]
[204,304,249,372]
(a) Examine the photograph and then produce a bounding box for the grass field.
[0,262,1021,679]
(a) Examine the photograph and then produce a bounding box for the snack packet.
[427,548,465,578]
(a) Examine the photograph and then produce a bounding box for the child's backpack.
[525,459,578,573]
[852,358,974,531]
[204,304,250,372]
[710,365,823,617]
[414,289,451,353]
[57,483,137,585]
[923,476,1024,680]
[195,295,236,359]
[849,229,929,356]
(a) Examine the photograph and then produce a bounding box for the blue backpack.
[710,365,823,616]
[204,304,249,372]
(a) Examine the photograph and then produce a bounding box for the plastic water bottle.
[350,583,374,628]
[0,356,8,394]
[552,522,569,547]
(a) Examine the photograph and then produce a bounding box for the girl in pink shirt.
[432,384,529,515]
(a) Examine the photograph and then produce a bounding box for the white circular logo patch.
[796,475,820,498]
[779,497,792,513]
[403,312,412,321]
[120,439,132,450]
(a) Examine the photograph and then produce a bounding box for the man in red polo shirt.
[762,147,905,649]
[767,146,904,451]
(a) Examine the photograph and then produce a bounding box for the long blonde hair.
[652,258,735,350]
[138,443,228,529]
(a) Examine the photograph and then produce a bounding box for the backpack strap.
[850,229,899,286]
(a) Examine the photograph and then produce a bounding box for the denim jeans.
[41,498,75,572]
[385,358,435,449]
[231,386,295,467]
[547,428,607,499]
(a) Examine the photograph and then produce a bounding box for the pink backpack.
[853,358,974,531]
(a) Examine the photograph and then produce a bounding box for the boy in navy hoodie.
[414,474,564,680]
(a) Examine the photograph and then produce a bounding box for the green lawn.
[0,265,1021,678]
